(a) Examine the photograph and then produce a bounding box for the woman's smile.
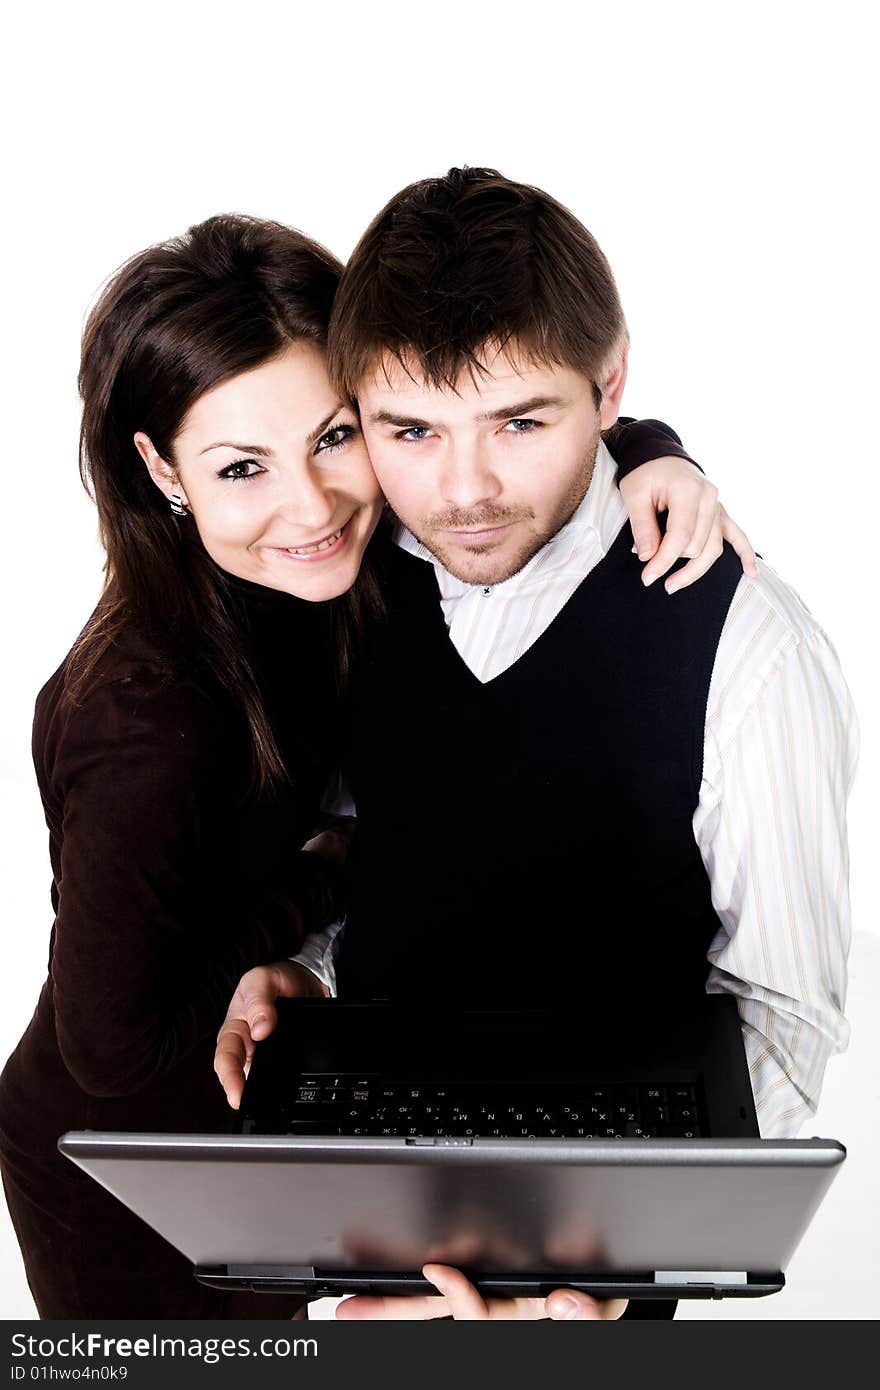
[263,516,353,561]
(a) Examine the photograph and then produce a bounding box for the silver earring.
[169,493,188,517]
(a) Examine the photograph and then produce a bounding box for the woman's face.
[136,342,384,602]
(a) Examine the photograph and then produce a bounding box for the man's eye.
[217,458,263,481]
[398,427,432,442]
[505,418,542,434]
[316,424,356,454]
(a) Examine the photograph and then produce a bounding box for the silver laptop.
[59,998,845,1302]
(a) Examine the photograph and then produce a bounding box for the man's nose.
[438,437,503,510]
[276,465,337,531]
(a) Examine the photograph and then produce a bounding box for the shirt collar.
[394,438,627,593]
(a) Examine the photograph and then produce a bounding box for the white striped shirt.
[296,442,859,1137]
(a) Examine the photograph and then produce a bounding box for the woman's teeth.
[286,526,344,556]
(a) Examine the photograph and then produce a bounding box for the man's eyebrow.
[368,396,566,429]
[368,410,433,428]
[481,395,566,422]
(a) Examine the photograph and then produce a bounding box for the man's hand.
[336,1264,628,1320]
[214,961,328,1109]
[619,456,758,594]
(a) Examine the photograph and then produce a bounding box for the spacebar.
[285,1120,341,1135]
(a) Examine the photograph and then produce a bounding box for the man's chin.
[428,540,534,587]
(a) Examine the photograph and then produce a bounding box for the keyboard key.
[275,1077,702,1142]
[643,1104,670,1124]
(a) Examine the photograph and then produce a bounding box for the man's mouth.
[445,523,514,543]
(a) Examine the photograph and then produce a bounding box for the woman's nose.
[276,466,337,532]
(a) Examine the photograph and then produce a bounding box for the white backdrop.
[0,0,877,1319]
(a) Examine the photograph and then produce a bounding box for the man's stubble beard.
[411,429,601,586]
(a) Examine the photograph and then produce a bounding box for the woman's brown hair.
[72,213,380,792]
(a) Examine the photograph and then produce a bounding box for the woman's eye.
[505,418,541,434]
[218,458,263,482]
[316,424,356,454]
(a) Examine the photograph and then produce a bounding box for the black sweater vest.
[337,524,743,1010]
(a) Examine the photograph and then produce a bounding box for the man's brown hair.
[328,166,627,405]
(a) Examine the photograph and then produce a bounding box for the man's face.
[358,343,618,586]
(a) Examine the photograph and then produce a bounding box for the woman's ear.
[134,432,189,508]
[598,335,629,430]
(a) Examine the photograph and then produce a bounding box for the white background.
[0,0,877,1320]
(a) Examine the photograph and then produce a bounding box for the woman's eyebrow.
[198,441,274,457]
[197,404,350,456]
[306,405,349,446]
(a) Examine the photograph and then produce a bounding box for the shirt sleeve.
[603,417,701,481]
[290,918,346,996]
[288,770,353,995]
[695,602,859,1136]
[46,672,329,1098]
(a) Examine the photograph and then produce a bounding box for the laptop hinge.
[227,1264,317,1279]
[654,1270,748,1285]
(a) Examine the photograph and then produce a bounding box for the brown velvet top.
[0,581,340,1146]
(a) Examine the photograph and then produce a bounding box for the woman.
[0,213,751,1320]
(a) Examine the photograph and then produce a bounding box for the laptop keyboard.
[249,1078,703,1138]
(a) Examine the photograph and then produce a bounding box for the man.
[217,168,858,1319]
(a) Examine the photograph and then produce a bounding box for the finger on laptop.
[335,1265,607,1320]
[427,1261,625,1319]
[215,962,331,1107]
[423,1264,550,1320]
[544,1289,628,1320]
[213,1018,253,1109]
[228,961,320,1043]
[230,964,284,1041]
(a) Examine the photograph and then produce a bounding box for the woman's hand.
[214,961,327,1109]
[336,1264,628,1320]
[619,456,758,594]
